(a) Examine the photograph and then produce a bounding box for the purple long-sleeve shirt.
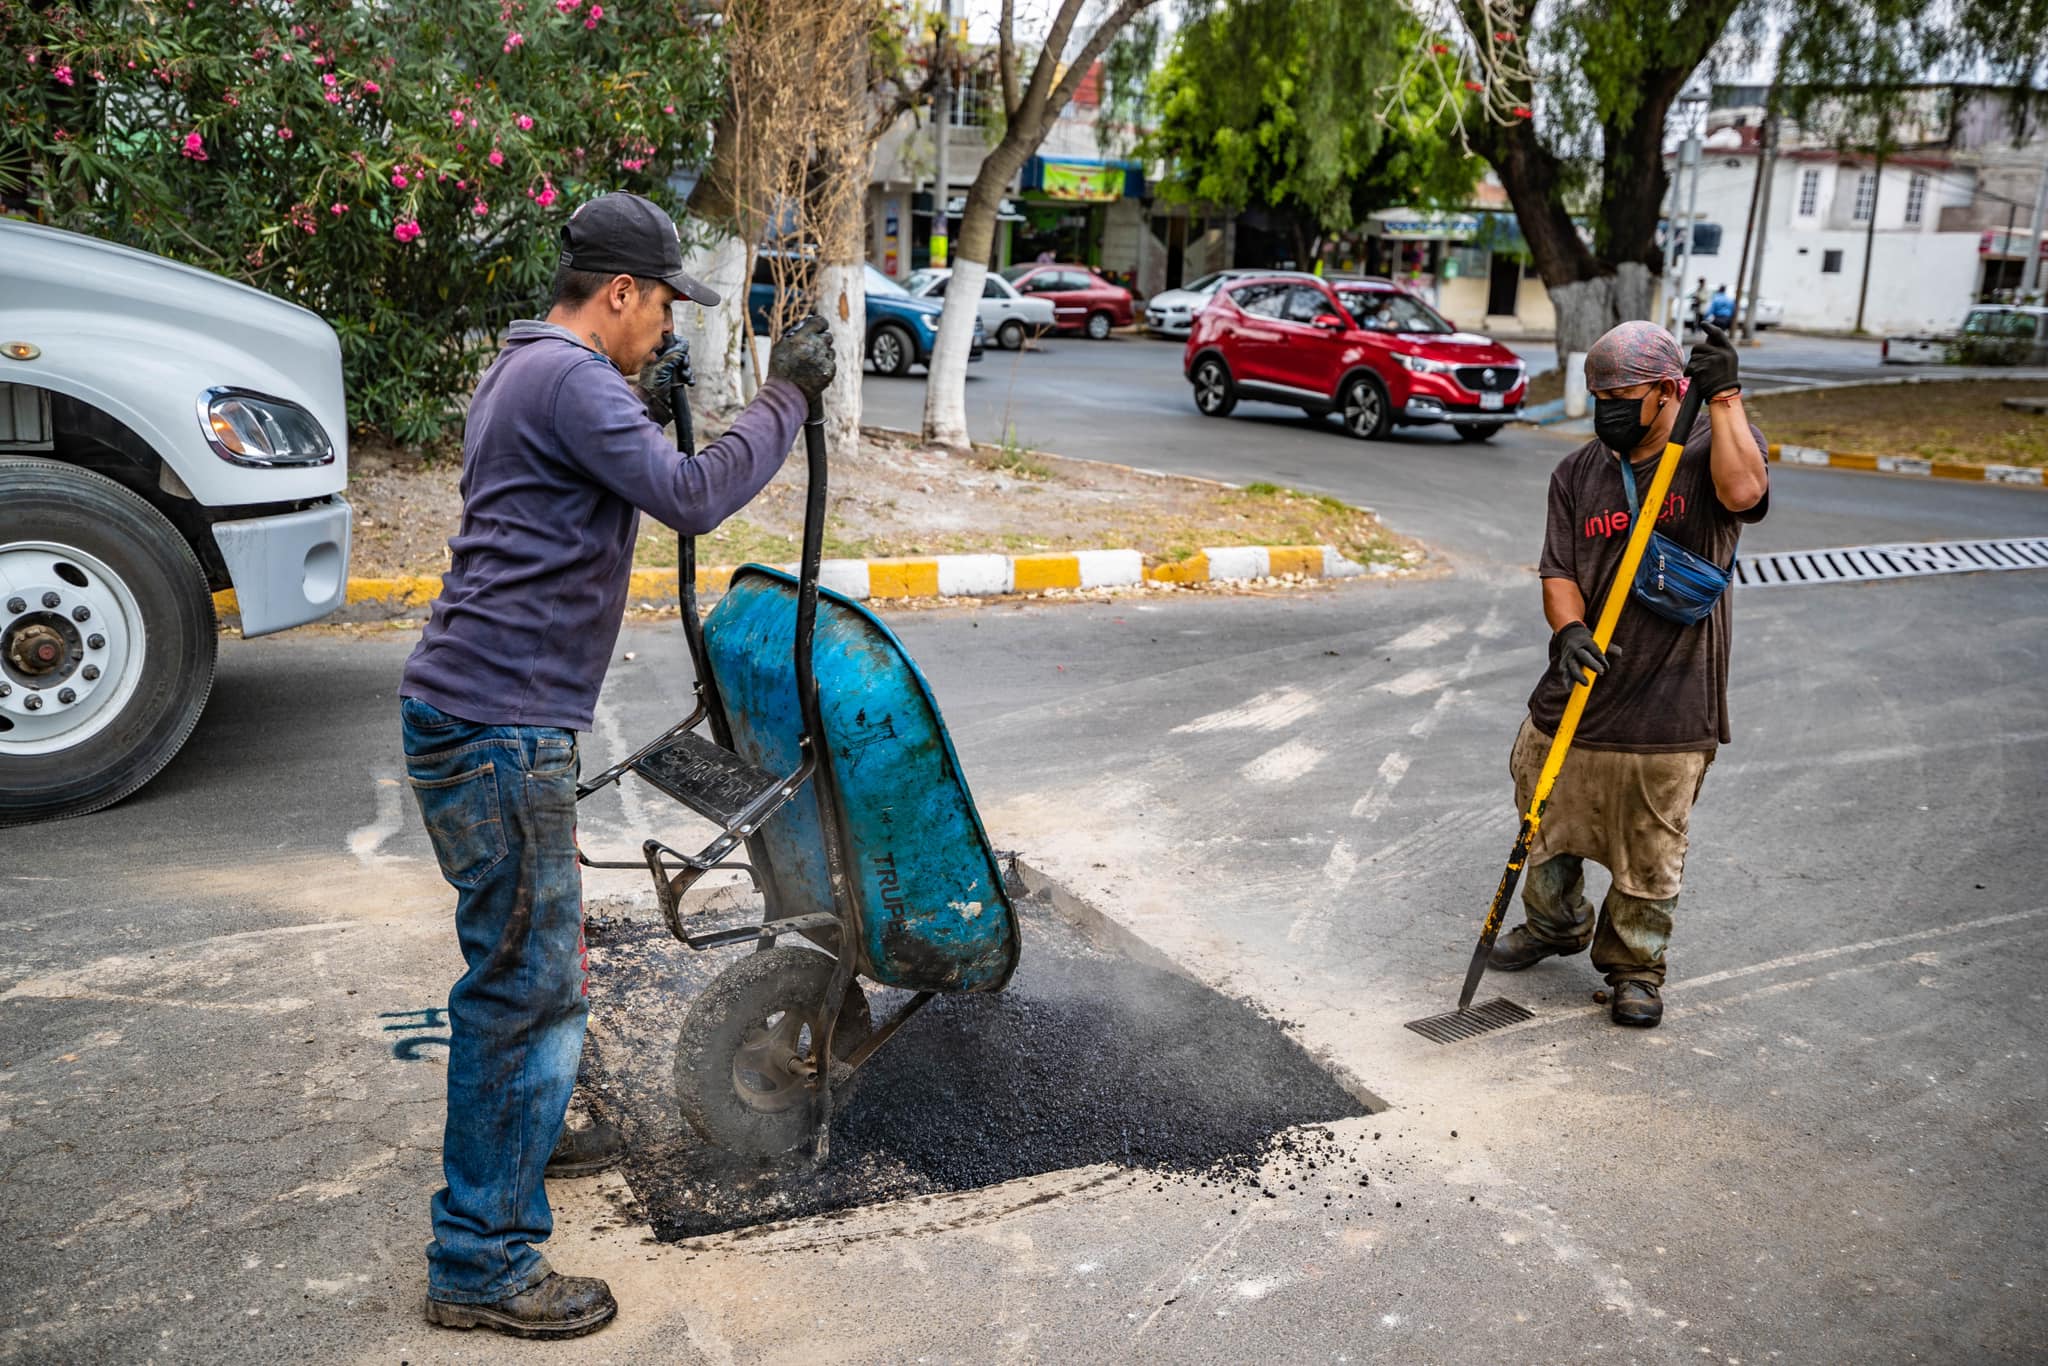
[402,321,806,731]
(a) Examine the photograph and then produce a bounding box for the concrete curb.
[1766,443,2045,488]
[219,544,1373,623]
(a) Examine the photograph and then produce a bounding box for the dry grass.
[1745,380,2048,468]
[342,425,1415,578]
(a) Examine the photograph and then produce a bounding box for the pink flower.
[277,127,294,139]
[488,148,504,167]
[322,72,336,86]
[324,91,340,103]
[455,143,466,153]
[450,109,465,126]
[515,113,533,131]
[535,185,557,208]
[456,179,467,189]
[362,79,380,93]
[503,31,524,51]
[391,171,408,187]
[556,0,582,10]
[472,199,490,217]
[92,71,104,81]
[53,65,74,86]
[291,24,305,37]
[222,91,240,106]
[281,52,293,62]
[180,131,208,161]
[591,4,604,18]
[663,104,675,115]
[393,220,422,244]
[330,203,349,215]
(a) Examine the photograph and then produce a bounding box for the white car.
[904,269,1055,350]
[1144,269,1312,339]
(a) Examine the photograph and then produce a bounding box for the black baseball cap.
[558,191,720,307]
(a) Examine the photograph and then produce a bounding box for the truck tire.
[0,458,217,825]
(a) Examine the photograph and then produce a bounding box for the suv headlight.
[198,388,335,467]
[1392,353,1453,375]
[915,313,938,333]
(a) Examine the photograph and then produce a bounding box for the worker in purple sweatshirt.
[397,192,833,1340]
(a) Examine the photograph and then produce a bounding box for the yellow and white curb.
[1769,443,2045,488]
[220,544,1372,622]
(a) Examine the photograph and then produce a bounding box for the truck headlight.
[198,387,335,467]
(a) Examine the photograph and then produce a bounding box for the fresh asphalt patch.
[581,892,1373,1240]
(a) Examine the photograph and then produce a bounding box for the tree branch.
[1036,0,1158,142]
[999,0,1020,119]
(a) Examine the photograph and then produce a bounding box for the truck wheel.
[997,319,1026,351]
[1085,311,1114,340]
[0,458,217,826]
[675,946,873,1162]
[868,325,915,377]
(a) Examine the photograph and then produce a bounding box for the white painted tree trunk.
[1546,263,1659,362]
[814,262,865,463]
[921,256,987,450]
[674,234,752,418]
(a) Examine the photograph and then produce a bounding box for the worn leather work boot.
[426,1272,618,1338]
[1487,924,1586,972]
[1609,980,1663,1027]
[546,1118,625,1178]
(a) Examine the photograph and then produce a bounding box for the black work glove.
[768,315,835,400]
[637,334,694,426]
[1687,322,1740,400]
[1551,620,1620,690]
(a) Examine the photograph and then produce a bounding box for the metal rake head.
[1404,996,1534,1044]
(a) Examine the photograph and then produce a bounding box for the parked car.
[1183,274,1527,441]
[1885,304,2048,365]
[903,268,1056,350]
[750,256,982,377]
[1143,269,1318,339]
[0,220,353,823]
[997,263,1135,339]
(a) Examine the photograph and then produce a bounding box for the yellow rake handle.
[1454,382,1704,1012]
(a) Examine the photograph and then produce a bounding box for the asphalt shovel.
[1406,378,1709,1044]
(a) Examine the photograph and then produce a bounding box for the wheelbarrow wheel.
[674,946,872,1162]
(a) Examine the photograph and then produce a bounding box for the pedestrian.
[1487,320,1767,1027]
[1688,276,1708,329]
[1708,283,1735,327]
[397,191,836,1338]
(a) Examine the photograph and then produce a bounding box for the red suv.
[999,263,1135,339]
[1183,275,1527,440]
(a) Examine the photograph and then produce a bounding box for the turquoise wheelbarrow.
[576,337,1019,1162]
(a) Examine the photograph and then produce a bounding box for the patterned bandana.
[1585,321,1684,392]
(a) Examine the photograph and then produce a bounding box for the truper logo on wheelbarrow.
[575,348,1019,1161]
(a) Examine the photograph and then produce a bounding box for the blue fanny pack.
[1618,456,1734,626]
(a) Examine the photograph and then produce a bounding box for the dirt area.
[1745,379,2048,467]
[1524,368,1565,406]
[345,426,1414,579]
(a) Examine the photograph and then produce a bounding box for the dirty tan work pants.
[1507,717,1714,986]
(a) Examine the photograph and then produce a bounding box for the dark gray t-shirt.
[1527,414,1769,752]
[401,322,806,731]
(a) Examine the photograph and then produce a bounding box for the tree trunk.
[682,102,751,417]
[1546,263,1657,362]
[814,26,871,465]
[922,150,1026,448]
[815,263,866,460]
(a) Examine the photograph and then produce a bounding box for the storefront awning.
[1022,155,1147,202]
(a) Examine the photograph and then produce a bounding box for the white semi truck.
[0,220,353,824]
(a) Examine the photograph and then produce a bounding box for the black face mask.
[1594,392,1661,455]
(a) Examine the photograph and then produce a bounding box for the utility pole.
[2021,136,2048,304]
[929,1,956,270]
[1741,112,1777,342]
[1731,121,1768,333]
[1853,115,1887,333]
[1667,70,1711,339]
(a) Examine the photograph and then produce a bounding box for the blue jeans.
[400,696,585,1304]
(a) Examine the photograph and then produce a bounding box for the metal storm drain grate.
[1736,537,2048,589]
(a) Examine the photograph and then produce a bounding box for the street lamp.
[1666,69,1712,341]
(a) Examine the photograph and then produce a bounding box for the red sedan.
[1183,274,1527,440]
[999,263,1135,339]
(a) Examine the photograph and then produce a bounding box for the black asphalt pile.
[579,894,1372,1240]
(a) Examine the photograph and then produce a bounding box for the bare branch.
[999,0,1020,119]
[1042,0,1157,134]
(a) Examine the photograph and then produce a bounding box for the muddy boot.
[426,1273,617,1339]
[547,1118,624,1178]
[1487,924,1586,972]
[1609,980,1663,1028]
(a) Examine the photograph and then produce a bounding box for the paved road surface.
[7,365,2046,1361]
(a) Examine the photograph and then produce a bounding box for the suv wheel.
[1340,375,1391,440]
[0,458,218,825]
[1085,311,1113,341]
[1455,423,1503,443]
[868,324,915,377]
[1191,357,1237,417]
